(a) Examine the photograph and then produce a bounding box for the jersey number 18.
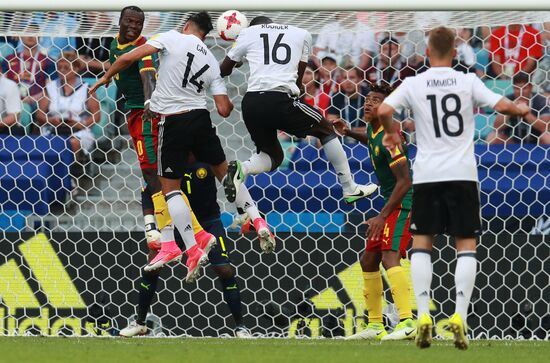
[426,94,464,138]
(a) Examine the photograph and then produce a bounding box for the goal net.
[0,10,549,339]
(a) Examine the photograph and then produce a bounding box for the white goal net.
[0,10,548,338]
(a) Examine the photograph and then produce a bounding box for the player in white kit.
[91,12,268,281]
[378,26,529,350]
[220,16,378,221]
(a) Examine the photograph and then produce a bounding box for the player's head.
[119,6,145,42]
[249,16,273,26]
[183,11,214,40]
[364,83,394,123]
[427,26,457,63]
[512,71,532,99]
[341,67,364,95]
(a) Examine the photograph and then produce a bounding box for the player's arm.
[90,44,159,93]
[378,81,410,150]
[332,119,369,144]
[296,61,307,94]
[214,95,233,118]
[493,97,530,117]
[221,30,248,77]
[366,151,412,240]
[220,57,237,77]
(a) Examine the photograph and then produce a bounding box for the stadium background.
[0,9,548,338]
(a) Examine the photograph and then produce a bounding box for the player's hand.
[382,132,401,153]
[365,215,385,241]
[143,102,158,122]
[89,75,111,95]
[516,103,530,117]
[332,119,349,136]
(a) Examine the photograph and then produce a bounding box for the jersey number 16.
[260,33,291,65]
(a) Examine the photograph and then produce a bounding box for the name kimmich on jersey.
[384,67,503,184]
[146,30,227,114]
[227,23,312,96]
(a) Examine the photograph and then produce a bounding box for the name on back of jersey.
[426,78,458,88]
[196,44,207,56]
[261,24,289,30]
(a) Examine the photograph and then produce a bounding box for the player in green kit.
[334,83,416,341]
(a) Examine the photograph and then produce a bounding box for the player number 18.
[426,94,464,138]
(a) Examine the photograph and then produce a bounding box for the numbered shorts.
[410,181,481,238]
[157,110,226,179]
[366,208,412,257]
[127,108,158,170]
[175,218,232,266]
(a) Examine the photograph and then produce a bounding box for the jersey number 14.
[426,94,464,138]
[182,52,210,93]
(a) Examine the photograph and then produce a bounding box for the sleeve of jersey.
[472,76,503,109]
[210,74,228,96]
[383,80,410,113]
[146,32,168,51]
[138,55,156,73]
[226,30,247,62]
[386,141,407,168]
[301,31,313,62]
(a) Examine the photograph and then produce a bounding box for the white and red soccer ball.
[217,10,248,41]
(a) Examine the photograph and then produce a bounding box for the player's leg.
[191,109,275,253]
[204,220,251,338]
[379,209,415,341]
[446,181,481,350]
[280,97,377,203]
[120,249,161,337]
[346,249,387,340]
[224,92,283,203]
[152,114,207,282]
[409,182,444,348]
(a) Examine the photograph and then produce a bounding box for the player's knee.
[262,147,283,171]
[381,251,401,270]
[213,264,234,280]
[142,168,161,193]
[361,251,381,272]
[318,132,338,145]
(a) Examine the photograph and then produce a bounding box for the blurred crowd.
[1,11,549,169]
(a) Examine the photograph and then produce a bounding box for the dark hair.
[345,66,364,80]
[187,11,213,35]
[368,82,394,97]
[513,71,530,85]
[380,36,399,46]
[120,6,144,20]
[250,16,273,26]
[428,26,455,58]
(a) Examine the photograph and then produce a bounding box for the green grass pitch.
[2,337,548,363]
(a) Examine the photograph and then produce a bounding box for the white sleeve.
[209,76,227,95]
[146,31,172,50]
[301,31,312,62]
[383,79,411,113]
[226,29,249,62]
[5,81,22,114]
[472,76,503,109]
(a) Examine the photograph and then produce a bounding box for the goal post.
[0,5,548,338]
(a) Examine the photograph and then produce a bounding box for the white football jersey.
[227,23,311,96]
[147,30,227,114]
[384,67,503,184]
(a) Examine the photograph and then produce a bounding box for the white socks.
[321,138,356,193]
[165,191,196,250]
[411,250,432,317]
[160,225,175,243]
[455,251,477,320]
[241,151,272,176]
[235,183,261,221]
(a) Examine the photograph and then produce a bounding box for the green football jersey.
[109,35,156,109]
[366,124,413,210]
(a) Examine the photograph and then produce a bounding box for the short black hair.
[513,71,530,85]
[120,6,144,20]
[368,82,394,97]
[250,16,273,26]
[187,11,213,35]
[380,36,399,46]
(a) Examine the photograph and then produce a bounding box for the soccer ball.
[216,10,248,41]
